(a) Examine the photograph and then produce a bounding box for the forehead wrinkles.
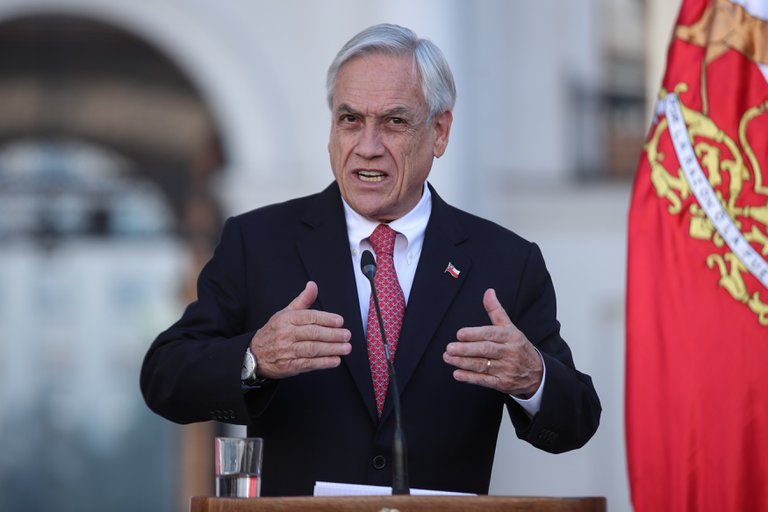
[333,54,425,115]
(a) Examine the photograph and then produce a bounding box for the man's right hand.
[248,281,352,379]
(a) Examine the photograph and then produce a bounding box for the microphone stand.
[361,250,410,495]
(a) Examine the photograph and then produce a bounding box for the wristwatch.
[241,347,269,387]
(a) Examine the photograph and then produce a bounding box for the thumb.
[483,288,513,327]
[284,281,319,311]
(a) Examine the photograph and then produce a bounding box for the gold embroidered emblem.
[647,87,768,326]
[645,1,768,326]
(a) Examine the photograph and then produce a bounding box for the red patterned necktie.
[366,224,405,416]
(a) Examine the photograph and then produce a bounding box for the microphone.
[360,249,410,495]
[361,250,376,280]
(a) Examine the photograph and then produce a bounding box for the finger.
[483,288,513,327]
[283,308,346,329]
[292,340,352,359]
[455,325,512,343]
[286,356,345,373]
[443,352,492,373]
[451,368,498,388]
[445,340,495,359]
[284,281,319,312]
[454,289,517,342]
[289,323,352,344]
[280,282,345,328]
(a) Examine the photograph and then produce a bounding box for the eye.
[336,112,360,126]
[386,117,411,131]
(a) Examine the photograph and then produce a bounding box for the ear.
[432,110,453,158]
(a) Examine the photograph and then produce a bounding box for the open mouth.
[356,170,386,182]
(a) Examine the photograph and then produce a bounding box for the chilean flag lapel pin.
[444,262,461,279]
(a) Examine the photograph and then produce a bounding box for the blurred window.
[0,14,223,512]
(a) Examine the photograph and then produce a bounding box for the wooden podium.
[190,495,607,512]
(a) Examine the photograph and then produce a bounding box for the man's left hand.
[442,288,543,397]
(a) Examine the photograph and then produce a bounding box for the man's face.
[328,53,452,222]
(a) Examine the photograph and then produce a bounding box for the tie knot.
[369,224,397,257]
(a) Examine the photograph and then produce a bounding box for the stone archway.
[0,14,224,244]
[0,14,225,512]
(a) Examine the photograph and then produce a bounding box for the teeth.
[358,171,385,182]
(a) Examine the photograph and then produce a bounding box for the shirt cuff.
[510,349,545,417]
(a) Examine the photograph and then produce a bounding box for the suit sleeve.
[504,243,601,453]
[139,217,270,425]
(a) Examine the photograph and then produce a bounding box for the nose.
[355,124,384,159]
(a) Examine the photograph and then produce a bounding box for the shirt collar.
[343,183,432,249]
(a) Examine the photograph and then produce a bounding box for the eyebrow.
[335,103,415,120]
[335,103,359,116]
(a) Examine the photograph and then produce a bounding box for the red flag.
[626,0,768,511]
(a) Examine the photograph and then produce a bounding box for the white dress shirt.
[342,183,544,416]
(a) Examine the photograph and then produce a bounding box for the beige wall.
[645,0,683,121]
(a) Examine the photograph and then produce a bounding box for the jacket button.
[372,455,387,470]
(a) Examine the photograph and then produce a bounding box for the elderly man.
[140,23,600,497]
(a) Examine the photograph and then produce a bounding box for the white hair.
[326,23,456,121]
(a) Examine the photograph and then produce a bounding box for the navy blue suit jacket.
[140,182,601,496]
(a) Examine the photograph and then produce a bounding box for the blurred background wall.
[0,1,681,511]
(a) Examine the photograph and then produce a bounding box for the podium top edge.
[190,495,607,512]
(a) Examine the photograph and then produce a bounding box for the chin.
[361,209,390,223]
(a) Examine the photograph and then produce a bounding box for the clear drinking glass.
[214,437,263,498]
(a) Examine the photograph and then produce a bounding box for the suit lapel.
[295,183,474,425]
[296,183,379,422]
[381,186,472,422]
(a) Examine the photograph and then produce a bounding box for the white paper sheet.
[313,481,476,496]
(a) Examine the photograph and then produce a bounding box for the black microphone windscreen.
[360,250,376,280]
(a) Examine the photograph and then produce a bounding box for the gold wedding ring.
[485,359,491,373]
